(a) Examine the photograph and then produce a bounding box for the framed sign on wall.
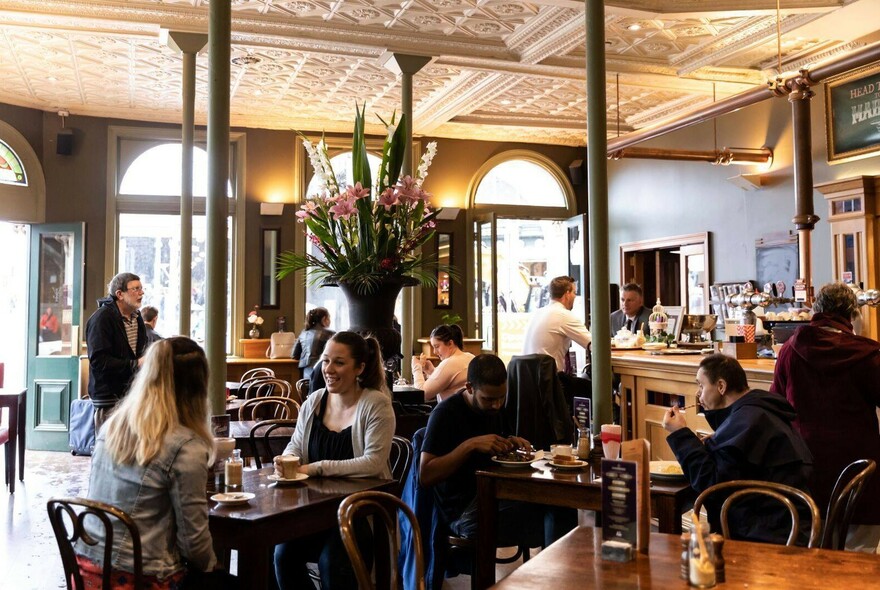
[825,63,880,163]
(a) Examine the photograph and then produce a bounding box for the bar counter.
[611,349,776,460]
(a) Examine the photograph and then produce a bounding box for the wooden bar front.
[611,350,776,460]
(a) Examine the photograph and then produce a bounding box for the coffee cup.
[213,437,236,461]
[276,455,301,479]
[550,444,573,459]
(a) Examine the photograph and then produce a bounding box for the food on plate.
[612,327,646,348]
[658,463,683,475]
[496,449,534,462]
[552,454,579,464]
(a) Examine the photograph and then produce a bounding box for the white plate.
[267,473,309,485]
[641,342,667,351]
[649,460,685,480]
[210,492,255,505]
[491,450,544,467]
[549,459,588,470]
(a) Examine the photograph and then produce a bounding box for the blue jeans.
[273,520,372,590]
[449,498,576,548]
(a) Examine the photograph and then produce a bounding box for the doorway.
[0,222,29,390]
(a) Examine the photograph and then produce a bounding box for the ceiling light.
[47,76,58,82]
[254,88,263,96]
[231,55,261,67]
[500,99,512,105]
[627,23,641,31]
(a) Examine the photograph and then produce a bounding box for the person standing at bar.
[292,307,334,380]
[610,282,651,335]
[771,282,880,552]
[86,272,147,432]
[141,305,163,345]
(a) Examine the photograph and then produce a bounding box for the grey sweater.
[283,387,395,479]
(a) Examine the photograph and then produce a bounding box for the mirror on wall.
[261,228,280,309]
[436,232,452,309]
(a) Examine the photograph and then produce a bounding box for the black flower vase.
[337,277,418,365]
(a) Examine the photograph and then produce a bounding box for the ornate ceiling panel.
[0,0,872,145]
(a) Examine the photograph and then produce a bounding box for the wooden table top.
[611,349,776,376]
[477,459,690,498]
[491,526,880,589]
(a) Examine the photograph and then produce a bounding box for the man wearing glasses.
[86,272,148,432]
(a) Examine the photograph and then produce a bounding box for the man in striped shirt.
[86,272,147,432]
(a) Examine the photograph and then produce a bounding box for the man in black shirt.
[420,354,575,545]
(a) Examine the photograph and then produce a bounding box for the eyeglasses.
[126,286,145,293]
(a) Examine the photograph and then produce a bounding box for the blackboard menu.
[825,65,880,162]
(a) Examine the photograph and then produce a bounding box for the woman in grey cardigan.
[274,331,395,589]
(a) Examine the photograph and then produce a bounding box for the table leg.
[237,544,272,589]
[475,475,498,590]
[7,396,17,493]
[17,393,25,482]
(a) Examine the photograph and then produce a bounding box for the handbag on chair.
[266,332,297,359]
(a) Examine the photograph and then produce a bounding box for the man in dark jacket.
[663,353,813,545]
[771,282,880,552]
[86,272,147,432]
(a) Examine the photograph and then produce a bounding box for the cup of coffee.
[600,424,622,460]
[275,455,301,479]
[550,444,573,459]
[213,437,236,461]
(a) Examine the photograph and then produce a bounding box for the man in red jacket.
[771,282,880,553]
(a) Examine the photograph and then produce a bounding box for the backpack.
[266,331,296,359]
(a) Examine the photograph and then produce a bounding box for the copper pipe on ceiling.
[609,146,772,166]
[605,40,880,154]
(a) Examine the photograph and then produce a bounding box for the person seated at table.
[293,306,334,380]
[273,331,395,590]
[411,324,474,403]
[662,354,813,545]
[77,337,235,589]
[420,354,576,548]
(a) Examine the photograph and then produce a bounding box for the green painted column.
[586,0,612,432]
[165,31,207,339]
[207,2,230,415]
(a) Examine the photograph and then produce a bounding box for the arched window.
[304,151,381,198]
[112,131,243,348]
[474,159,567,208]
[0,139,27,186]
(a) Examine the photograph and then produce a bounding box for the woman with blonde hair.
[274,331,395,589]
[77,337,235,589]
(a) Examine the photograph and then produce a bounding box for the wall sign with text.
[825,64,880,162]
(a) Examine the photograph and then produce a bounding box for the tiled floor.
[2,450,538,589]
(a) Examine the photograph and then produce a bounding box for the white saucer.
[268,473,309,484]
[210,492,255,505]
[549,459,588,469]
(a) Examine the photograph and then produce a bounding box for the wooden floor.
[0,450,536,589]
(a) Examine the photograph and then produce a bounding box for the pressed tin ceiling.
[0,0,876,146]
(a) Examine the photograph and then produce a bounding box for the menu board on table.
[601,459,638,546]
[573,396,591,431]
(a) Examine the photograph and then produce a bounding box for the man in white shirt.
[522,276,592,373]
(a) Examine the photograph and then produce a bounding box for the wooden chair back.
[239,367,274,383]
[239,396,300,421]
[295,378,310,400]
[338,491,425,590]
[821,459,877,550]
[389,435,413,497]
[693,480,821,547]
[244,378,301,404]
[47,497,143,590]
[239,376,272,399]
[248,419,297,469]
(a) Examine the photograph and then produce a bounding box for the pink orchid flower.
[330,197,357,220]
[378,187,399,211]
[343,182,370,201]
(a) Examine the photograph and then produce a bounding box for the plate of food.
[649,461,685,481]
[268,473,309,485]
[549,458,588,470]
[210,492,255,505]
[491,449,544,467]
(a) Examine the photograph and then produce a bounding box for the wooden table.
[0,389,26,493]
[475,461,695,589]
[208,467,394,588]
[491,526,880,588]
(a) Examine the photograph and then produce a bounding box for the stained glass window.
[0,139,27,186]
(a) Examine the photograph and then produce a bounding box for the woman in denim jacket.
[77,337,234,589]
[292,307,334,380]
[274,331,395,589]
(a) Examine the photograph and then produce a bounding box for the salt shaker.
[225,449,243,491]
[688,521,716,588]
[710,534,725,583]
[576,428,591,460]
[679,532,690,580]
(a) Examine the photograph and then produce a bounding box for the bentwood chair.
[47,497,143,590]
[821,459,877,550]
[248,419,298,469]
[295,378,310,401]
[338,491,425,590]
[243,378,302,405]
[239,367,274,383]
[389,435,414,498]
[693,480,821,547]
[239,396,300,421]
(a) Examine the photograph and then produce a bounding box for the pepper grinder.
[710,534,725,583]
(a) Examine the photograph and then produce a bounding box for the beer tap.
[847,284,880,307]
[725,282,795,325]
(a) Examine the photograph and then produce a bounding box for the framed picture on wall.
[825,63,880,162]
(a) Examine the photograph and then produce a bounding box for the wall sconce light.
[435,207,460,221]
[260,202,284,216]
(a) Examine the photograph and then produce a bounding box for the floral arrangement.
[247,305,264,326]
[277,104,445,294]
